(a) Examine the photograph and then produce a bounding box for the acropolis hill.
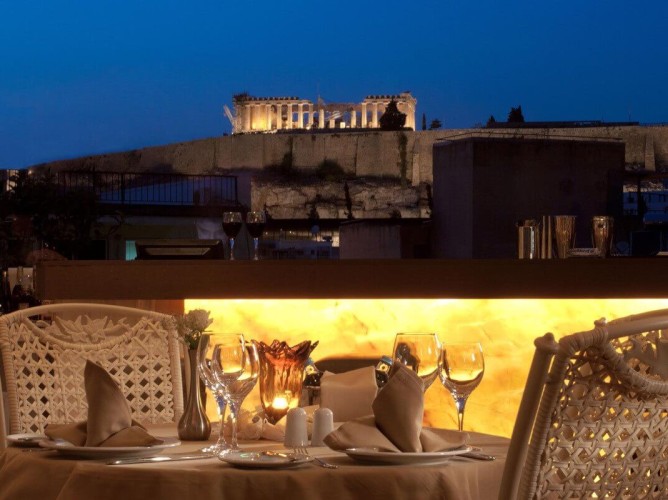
[34,125,668,219]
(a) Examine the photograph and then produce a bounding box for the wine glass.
[197,333,229,453]
[439,342,484,432]
[224,342,260,450]
[392,333,441,391]
[222,211,242,260]
[245,211,266,260]
[211,334,246,453]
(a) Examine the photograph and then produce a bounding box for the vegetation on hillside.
[379,100,407,131]
[507,105,525,123]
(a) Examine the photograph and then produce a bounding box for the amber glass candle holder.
[254,339,318,424]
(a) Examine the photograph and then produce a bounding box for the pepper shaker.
[310,407,334,446]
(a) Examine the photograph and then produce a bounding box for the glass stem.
[228,399,240,450]
[253,237,259,260]
[454,396,468,432]
[216,394,228,450]
[229,238,235,260]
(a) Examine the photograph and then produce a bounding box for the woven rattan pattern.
[525,327,668,499]
[0,304,184,434]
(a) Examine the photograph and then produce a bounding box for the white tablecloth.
[0,425,508,500]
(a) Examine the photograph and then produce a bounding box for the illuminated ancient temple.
[226,92,417,133]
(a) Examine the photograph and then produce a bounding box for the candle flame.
[272,396,289,410]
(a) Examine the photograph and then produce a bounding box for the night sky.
[2,0,667,169]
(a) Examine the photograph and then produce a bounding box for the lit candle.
[272,396,289,410]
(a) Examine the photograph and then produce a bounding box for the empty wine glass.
[197,333,229,453]
[245,211,266,260]
[439,342,484,431]
[211,334,246,453]
[222,211,242,260]
[224,342,260,450]
[392,332,441,391]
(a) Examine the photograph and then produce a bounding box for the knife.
[107,453,214,465]
[459,451,496,461]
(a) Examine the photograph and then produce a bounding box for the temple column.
[276,104,282,130]
[404,102,414,130]
[329,116,336,128]
[253,104,261,130]
[305,104,312,128]
[244,104,251,131]
[361,103,367,127]
[297,103,304,129]
[266,104,272,130]
[319,108,325,128]
[286,104,292,129]
[351,109,357,128]
[372,102,379,128]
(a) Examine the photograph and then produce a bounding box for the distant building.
[225,92,417,134]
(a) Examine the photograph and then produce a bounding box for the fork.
[294,447,338,469]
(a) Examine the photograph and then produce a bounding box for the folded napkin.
[45,360,162,447]
[320,366,378,422]
[324,363,467,453]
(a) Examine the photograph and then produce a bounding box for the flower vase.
[177,347,211,441]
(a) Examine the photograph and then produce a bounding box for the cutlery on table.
[260,451,299,462]
[17,436,44,443]
[107,453,214,465]
[294,447,338,469]
[459,450,496,461]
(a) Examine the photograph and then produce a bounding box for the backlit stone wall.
[187,297,668,438]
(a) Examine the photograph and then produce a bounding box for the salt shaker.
[310,407,334,447]
[284,407,308,448]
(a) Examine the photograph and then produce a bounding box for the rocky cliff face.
[252,177,432,220]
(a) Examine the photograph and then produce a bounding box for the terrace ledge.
[35,259,668,300]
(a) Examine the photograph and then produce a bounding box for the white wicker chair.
[499,310,668,499]
[0,303,184,440]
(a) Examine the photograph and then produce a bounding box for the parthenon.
[226,92,417,134]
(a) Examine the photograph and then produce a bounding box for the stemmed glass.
[223,342,260,450]
[438,342,484,431]
[222,211,242,260]
[392,333,441,391]
[210,333,246,452]
[245,211,266,260]
[197,333,229,453]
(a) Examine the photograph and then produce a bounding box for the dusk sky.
[2,1,667,169]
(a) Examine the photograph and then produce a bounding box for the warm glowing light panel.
[187,298,668,437]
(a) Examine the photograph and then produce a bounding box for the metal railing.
[55,170,238,207]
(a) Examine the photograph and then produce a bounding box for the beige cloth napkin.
[324,363,467,453]
[45,360,162,447]
[320,366,378,422]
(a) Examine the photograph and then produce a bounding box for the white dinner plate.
[219,451,312,469]
[38,436,181,459]
[7,433,47,448]
[344,446,473,465]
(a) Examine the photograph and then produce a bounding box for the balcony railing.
[55,170,238,210]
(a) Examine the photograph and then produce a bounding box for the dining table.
[0,424,509,500]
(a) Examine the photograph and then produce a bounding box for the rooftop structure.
[225,92,417,134]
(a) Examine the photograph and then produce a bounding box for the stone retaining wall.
[34,126,668,220]
[40,126,668,184]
